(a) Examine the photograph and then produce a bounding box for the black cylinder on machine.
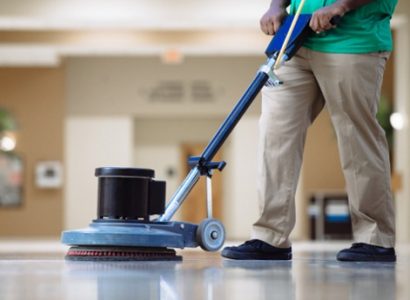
[95,167,166,221]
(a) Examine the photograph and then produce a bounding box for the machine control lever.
[188,156,226,175]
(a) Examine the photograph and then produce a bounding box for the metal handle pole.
[159,167,201,222]
[206,175,213,219]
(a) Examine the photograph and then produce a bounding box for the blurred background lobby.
[0,1,409,299]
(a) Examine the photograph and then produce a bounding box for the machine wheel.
[196,218,225,252]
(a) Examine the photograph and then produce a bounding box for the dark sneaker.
[221,239,292,260]
[337,243,396,262]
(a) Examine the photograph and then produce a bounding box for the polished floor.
[0,240,408,300]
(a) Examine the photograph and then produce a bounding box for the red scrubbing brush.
[66,246,182,261]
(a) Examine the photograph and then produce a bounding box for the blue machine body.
[62,220,198,249]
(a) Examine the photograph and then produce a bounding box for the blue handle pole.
[201,71,269,162]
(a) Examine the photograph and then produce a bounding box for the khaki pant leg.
[252,48,324,248]
[311,50,395,247]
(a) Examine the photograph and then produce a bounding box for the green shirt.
[290,0,397,53]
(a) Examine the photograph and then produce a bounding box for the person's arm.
[260,0,291,35]
[310,0,376,33]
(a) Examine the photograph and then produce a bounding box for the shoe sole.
[221,249,292,260]
[337,252,396,262]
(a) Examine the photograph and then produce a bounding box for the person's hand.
[310,3,347,33]
[260,6,288,35]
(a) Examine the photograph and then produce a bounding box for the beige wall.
[304,112,345,191]
[223,116,260,239]
[66,56,263,118]
[64,116,134,229]
[392,3,410,243]
[397,2,410,14]
[0,67,64,237]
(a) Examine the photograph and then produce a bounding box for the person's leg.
[222,49,323,260]
[223,48,324,260]
[311,51,395,255]
[251,49,324,249]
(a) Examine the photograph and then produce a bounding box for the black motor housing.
[95,167,166,221]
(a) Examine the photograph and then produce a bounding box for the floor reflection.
[294,254,396,300]
[61,254,397,300]
[63,258,295,300]
[0,248,403,300]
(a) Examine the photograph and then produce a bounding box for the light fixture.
[161,48,184,64]
[390,112,406,130]
[0,108,17,152]
[0,132,16,152]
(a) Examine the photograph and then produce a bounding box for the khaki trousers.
[252,47,395,248]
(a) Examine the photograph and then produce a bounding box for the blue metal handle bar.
[201,72,269,162]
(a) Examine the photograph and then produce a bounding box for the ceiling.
[0,0,271,66]
[0,0,405,66]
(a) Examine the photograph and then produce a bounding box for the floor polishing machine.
[61,14,339,261]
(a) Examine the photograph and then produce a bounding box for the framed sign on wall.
[0,151,23,206]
